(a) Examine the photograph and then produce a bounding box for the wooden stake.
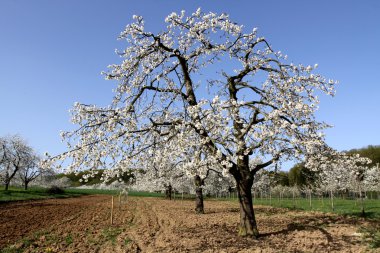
[309,190,312,210]
[119,192,121,211]
[111,196,114,225]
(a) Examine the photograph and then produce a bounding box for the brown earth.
[0,195,379,252]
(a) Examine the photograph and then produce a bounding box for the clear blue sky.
[1,1,379,169]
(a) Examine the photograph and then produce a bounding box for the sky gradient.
[0,0,379,169]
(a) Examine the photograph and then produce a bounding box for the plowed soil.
[0,195,378,252]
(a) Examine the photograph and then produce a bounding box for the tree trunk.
[359,188,365,217]
[269,189,272,205]
[24,181,29,190]
[321,193,324,207]
[194,175,204,214]
[4,171,10,191]
[292,189,295,209]
[165,184,172,200]
[236,177,259,238]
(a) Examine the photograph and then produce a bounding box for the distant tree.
[0,138,5,180]
[288,163,316,187]
[364,165,380,193]
[273,171,290,186]
[18,154,43,190]
[51,176,72,189]
[253,169,271,197]
[348,145,380,167]
[307,150,371,212]
[0,135,35,190]
[57,168,135,187]
[204,170,235,198]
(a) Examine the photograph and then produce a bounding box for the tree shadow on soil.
[343,211,379,219]
[177,220,342,252]
[206,206,289,215]
[257,214,370,251]
[179,210,376,253]
[259,222,333,242]
[179,204,377,252]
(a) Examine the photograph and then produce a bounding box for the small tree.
[348,156,372,216]
[18,154,42,190]
[204,170,235,198]
[48,9,336,237]
[133,139,224,213]
[307,150,371,212]
[364,165,380,195]
[253,169,271,200]
[0,135,34,190]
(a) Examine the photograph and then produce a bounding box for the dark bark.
[359,190,365,217]
[194,175,204,214]
[4,170,10,191]
[19,167,41,191]
[3,164,20,191]
[165,184,172,200]
[232,161,259,238]
[236,177,259,237]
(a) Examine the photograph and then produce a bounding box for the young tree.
[48,9,336,237]
[253,168,271,199]
[180,146,227,213]
[134,138,224,213]
[18,154,42,190]
[0,137,6,180]
[348,156,373,216]
[0,135,34,190]
[203,169,235,199]
[140,146,185,200]
[307,150,371,212]
[364,164,380,197]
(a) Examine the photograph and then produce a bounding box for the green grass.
[129,191,165,197]
[359,226,380,248]
[65,234,73,245]
[2,187,379,220]
[64,188,119,196]
[101,227,123,245]
[0,187,84,202]
[0,186,165,203]
[0,230,53,253]
[252,197,380,219]
[64,188,165,197]
[124,237,132,246]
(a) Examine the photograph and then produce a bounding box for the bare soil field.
[0,195,379,252]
